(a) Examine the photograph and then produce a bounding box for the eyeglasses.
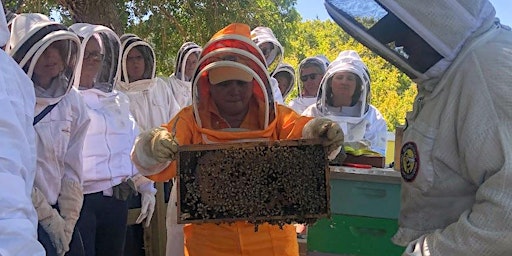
[84,51,104,60]
[300,73,320,82]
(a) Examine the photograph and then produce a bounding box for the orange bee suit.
[147,23,314,256]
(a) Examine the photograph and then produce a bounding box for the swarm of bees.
[177,139,330,230]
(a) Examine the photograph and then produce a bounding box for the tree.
[4,0,415,131]
[4,0,299,74]
[125,0,300,75]
[283,20,415,131]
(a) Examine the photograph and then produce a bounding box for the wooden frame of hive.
[176,138,331,224]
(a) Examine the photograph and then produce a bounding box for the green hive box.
[307,167,405,256]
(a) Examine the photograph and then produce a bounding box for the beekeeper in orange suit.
[131,23,344,256]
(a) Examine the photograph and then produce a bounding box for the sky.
[296,0,512,27]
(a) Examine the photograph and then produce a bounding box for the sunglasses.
[300,73,320,82]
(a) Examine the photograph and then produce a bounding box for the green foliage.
[125,0,300,76]
[4,0,56,14]
[282,20,415,131]
[6,0,415,131]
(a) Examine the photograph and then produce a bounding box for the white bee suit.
[117,36,180,131]
[288,56,329,114]
[271,63,295,101]
[302,50,387,155]
[166,42,202,109]
[0,3,44,255]
[325,0,512,254]
[8,12,90,209]
[251,26,284,104]
[289,97,316,115]
[8,12,91,255]
[160,41,203,256]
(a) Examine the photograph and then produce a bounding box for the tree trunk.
[57,0,124,34]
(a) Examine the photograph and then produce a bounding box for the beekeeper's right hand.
[32,187,69,256]
[132,127,179,175]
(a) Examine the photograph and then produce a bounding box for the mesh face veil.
[316,50,371,122]
[175,42,202,82]
[119,35,156,83]
[271,63,295,100]
[70,23,121,93]
[251,26,284,74]
[324,0,495,81]
[8,13,81,105]
[192,23,275,132]
[297,56,328,98]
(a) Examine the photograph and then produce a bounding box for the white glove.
[303,117,345,157]
[402,235,428,256]
[133,127,179,175]
[32,187,69,255]
[132,174,157,227]
[57,179,84,250]
[136,191,156,227]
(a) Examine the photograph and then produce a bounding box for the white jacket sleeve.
[0,48,45,255]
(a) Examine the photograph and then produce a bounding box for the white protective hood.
[296,55,329,98]
[251,26,284,74]
[315,50,370,123]
[174,41,202,82]
[117,34,157,92]
[69,23,121,94]
[7,13,81,106]
[271,62,295,100]
[324,0,496,83]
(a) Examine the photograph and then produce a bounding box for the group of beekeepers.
[2,0,512,255]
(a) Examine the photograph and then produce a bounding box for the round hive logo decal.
[400,142,419,182]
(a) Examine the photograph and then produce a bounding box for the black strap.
[33,103,58,126]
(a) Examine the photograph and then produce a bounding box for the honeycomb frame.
[176,138,331,226]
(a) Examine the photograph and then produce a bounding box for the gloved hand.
[402,235,427,256]
[131,174,157,227]
[32,187,69,255]
[57,179,84,250]
[133,127,179,174]
[303,117,344,158]
[136,191,156,227]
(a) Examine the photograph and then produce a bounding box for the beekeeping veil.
[175,42,202,82]
[324,0,496,82]
[192,23,275,132]
[251,26,284,74]
[316,50,371,123]
[69,23,120,93]
[271,63,295,100]
[7,13,80,106]
[297,56,328,98]
[117,34,156,90]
